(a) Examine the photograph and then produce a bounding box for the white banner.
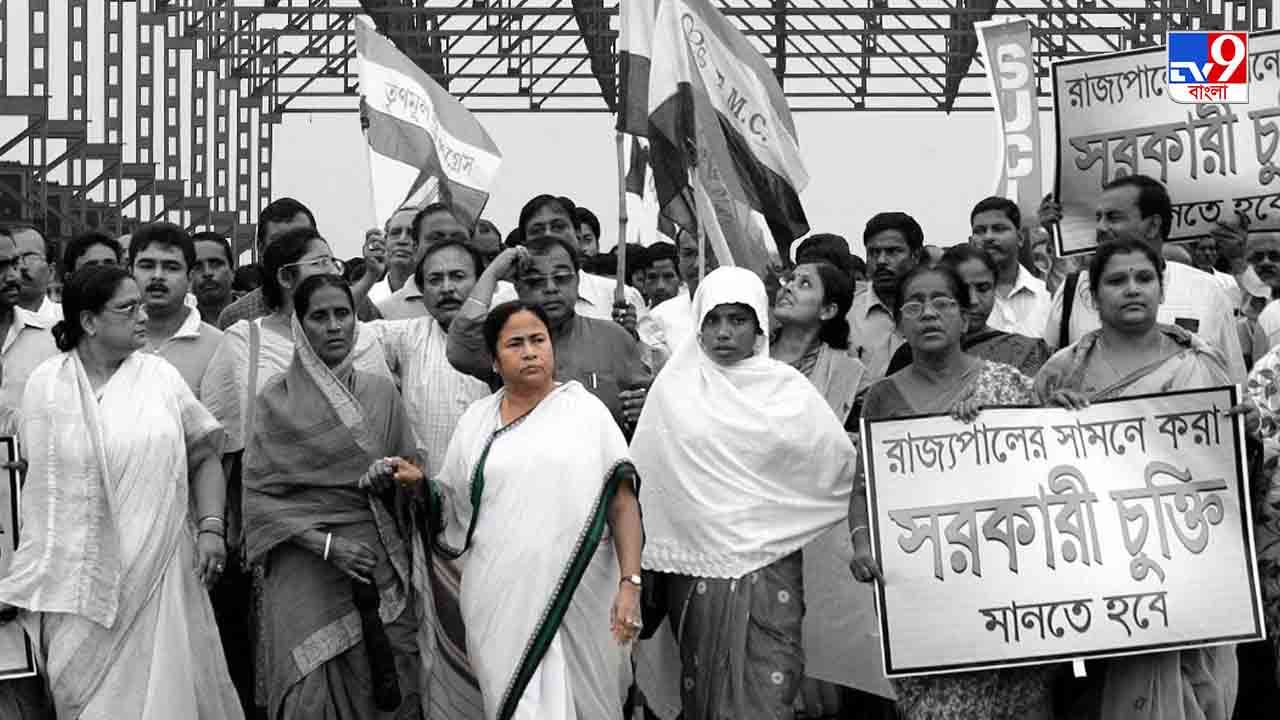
[862,387,1263,677]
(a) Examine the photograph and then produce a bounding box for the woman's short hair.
[804,261,854,350]
[892,264,972,323]
[940,245,1000,280]
[293,273,353,320]
[262,227,324,309]
[52,266,133,352]
[483,300,553,357]
[1087,238,1166,296]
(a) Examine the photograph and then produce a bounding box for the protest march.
[3,1,1280,719]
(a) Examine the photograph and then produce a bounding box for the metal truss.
[0,0,1272,244]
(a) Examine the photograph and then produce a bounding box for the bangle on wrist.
[323,532,333,561]
[851,525,869,538]
[198,528,225,540]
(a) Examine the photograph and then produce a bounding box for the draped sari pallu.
[0,351,239,719]
[243,319,425,720]
[432,382,633,720]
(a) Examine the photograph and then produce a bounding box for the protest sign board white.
[1052,30,1280,255]
[0,437,34,680]
[862,387,1263,677]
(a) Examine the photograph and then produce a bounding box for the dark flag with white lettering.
[617,0,658,135]
[645,0,809,275]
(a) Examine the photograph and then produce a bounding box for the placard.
[862,387,1263,677]
[1052,30,1280,255]
[0,437,35,680]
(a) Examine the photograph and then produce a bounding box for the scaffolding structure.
[0,0,1271,249]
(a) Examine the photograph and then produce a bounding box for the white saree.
[0,351,242,720]
[433,382,631,720]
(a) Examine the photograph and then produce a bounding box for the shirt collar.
[863,289,893,317]
[171,306,203,340]
[14,304,53,330]
[1009,264,1044,297]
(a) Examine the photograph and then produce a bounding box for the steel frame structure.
[0,0,1272,246]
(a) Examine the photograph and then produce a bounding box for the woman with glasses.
[0,266,242,718]
[1036,239,1238,720]
[848,264,1055,719]
[201,227,391,714]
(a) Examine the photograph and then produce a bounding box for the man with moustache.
[376,203,471,320]
[4,224,60,322]
[0,231,57,438]
[131,223,223,395]
[191,231,235,325]
[849,211,923,380]
[1039,175,1246,382]
[969,196,1051,337]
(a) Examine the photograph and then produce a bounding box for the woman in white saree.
[0,266,242,719]
[430,300,644,720]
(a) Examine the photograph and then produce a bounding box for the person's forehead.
[528,205,571,224]
[903,272,953,295]
[1101,250,1155,270]
[500,311,547,337]
[972,209,1015,227]
[298,239,331,257]
[11,228,42,251]
[423,245,473,272]
[866,229,909,248]
[421,211,464,230]
[387,209,416,227]
[83,242,117,257]
[649,258,678,272]
[526,246,574,269]
[306,286,350,307]
[0,235,17,255]
[135,243,185,261]
[1249,234,1280,251]
[194,239,227,258]
[1098,185,1141,210]
[267,213,311,230]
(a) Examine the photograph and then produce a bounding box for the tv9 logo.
[1167,31,1250,104]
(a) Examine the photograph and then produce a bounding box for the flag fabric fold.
[617,0,658,135]
[356,20,502,228]
[975,18,1043,225]
[642,0,809,275]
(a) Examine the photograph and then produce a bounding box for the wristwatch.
[621,574,643,589]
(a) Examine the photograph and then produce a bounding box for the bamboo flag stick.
[614,131,629,305]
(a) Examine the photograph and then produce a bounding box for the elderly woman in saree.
[886,246,1050,378]
[849,263,1055,719]
[242,274,428,719]
[0,266,242,719]
[630,267,856,720]
[429,300,643,720]
[1035,239,1239,720]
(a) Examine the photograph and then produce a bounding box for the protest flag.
[645,0,809,277]
[356,20,502,228]
[617,0,658,136]
[975,18,1043,227]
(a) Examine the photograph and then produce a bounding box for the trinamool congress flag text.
[356,21,501,227]
[643,0,809,275]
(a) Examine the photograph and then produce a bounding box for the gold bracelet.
[850,525,869,537]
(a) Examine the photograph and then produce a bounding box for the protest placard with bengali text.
[862,387,1263,677]
[1052,30,1280,255]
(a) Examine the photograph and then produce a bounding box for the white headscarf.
[631,267,855,579]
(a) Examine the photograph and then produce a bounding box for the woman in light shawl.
[849,263,1055,719]
[429,300,643,720]
[0,266,242,719]
[631,266,856,719]
[1035,239,1239,720]
[242,274,426,719]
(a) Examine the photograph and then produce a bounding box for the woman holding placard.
[849,262,1055,719]
[1035,238,1236,720]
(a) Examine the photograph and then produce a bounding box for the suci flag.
[645,0,809,276]
[356,20,502,228]
[975,18,1043,226]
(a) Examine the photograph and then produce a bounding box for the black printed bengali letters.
[977,591,1168,644]
[1069,104,1239,189]
[881,423,1049,475]
[1109,461,1228,583]
[1154,406,1224,450]
[1063,65,1165,109]
[887,464,1102,581]
[1050,416,1147,460]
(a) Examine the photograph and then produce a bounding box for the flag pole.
[614,131,628,305]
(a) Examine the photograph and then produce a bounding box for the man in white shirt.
[4,224,61,322]
[1041,174,1246,382]
[0,233,58,436]
[1246,234,1280,350]
[849,212,923,380]
[969,196,1050,337]
[367,204,419,305]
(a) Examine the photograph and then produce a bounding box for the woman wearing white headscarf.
[631,267,856,719]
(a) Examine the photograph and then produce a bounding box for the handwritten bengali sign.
[861,387,1263,677]
[0,437,33,680]
[1052,30,1280,255]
